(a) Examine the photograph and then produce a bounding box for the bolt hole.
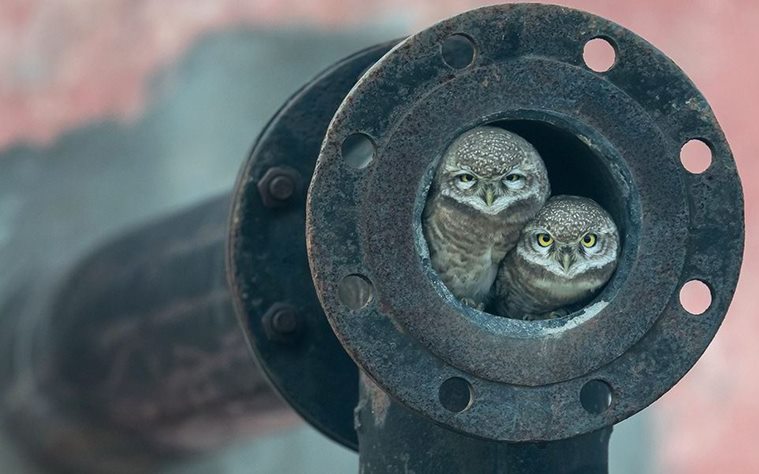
[439,377,473,413]
[441,34,476,70]
[680,139,713,174]
[583,37,617,73]
[679,279,713,315]
[580,380,613,414]
[342,133,376,169]
[338,274,374,310]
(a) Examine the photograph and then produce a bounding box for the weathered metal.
[357,374,611,474]
[257,166,300,207]
[0,42,401,473]
[1,4,743,472]
[307,3,743,443]
[262,302,301,341]
[0,197,296,473]
[228,41,398,450]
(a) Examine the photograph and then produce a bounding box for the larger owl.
[493,195,620,320]
[423,126,550,309]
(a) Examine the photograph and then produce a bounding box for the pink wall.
[3,1,757,472]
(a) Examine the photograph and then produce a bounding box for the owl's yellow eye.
[536,233,553,247]
[504,173,522,182]
[458,173,476,183]
[581,233,598,248]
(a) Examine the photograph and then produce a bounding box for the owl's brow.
[551,226,607,242]
[446,164,478,176]
[455,162,519,177]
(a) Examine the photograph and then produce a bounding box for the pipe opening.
[421,119,630,321]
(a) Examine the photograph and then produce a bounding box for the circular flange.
[228,41,397,450]
[307,4,744,441]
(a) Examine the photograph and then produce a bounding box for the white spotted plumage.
[493,195,620,320]
[423,126,550,309]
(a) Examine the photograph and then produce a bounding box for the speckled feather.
[494,195,619,319]
[530,196,613,242]
[423,126,550,308]
[444,127,541,176]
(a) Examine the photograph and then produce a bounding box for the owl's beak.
[558,250,574,273]
[484,189,495,207]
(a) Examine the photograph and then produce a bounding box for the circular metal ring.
[228,41,397,450]
[307,4,743,441]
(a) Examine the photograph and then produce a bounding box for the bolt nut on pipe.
[257,167,299,208]
[262,303,300,341]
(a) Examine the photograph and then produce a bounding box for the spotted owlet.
[493,195,620,320]
[422,126,550,309]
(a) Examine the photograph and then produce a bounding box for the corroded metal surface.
[228,41,398,450]
[357,372,611,474]
[1,197,296,473]
[307,4,744,441]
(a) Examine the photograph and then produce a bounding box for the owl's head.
[435,127,550,217]
[518,195,619,280]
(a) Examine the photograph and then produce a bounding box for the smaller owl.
[493,195,620,320]
[423,126,550,310]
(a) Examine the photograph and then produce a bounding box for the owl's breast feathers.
[496,251,613,319]
[423,195,523,304]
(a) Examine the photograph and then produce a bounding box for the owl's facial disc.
[516,195,620,279]
[444,167,544,215]
[521,227,617,279]
[435,126,550,216]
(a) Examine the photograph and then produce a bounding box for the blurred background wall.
[0,1,756,473]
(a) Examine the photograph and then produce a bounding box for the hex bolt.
[272,306,298,334]
[257,167,300,208]
[268,175,295,201]
[262,303,300,342]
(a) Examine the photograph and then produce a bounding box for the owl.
[423,126,550,309]
[493,195,620,320]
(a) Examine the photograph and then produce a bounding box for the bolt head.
[262,303,300,342]
[257,167,300,208]
[272,307,298,334]
[268,175,295,201]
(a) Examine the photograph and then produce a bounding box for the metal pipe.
[357,373,610,474]
[0,5,742,471]
[0,195,296,473]
[306,2,742,446]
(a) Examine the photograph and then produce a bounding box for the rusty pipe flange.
[228,41,398,450]
[306,4,743,441]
